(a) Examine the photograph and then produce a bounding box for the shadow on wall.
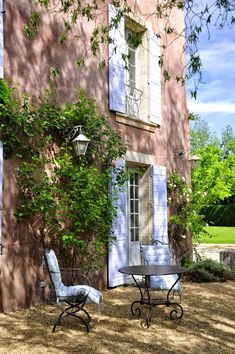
[5,1,108,113]
[2,1,110,312]
[165,72,190,182]
[0,159,57,312]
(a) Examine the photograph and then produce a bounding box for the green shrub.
[185,258,232,282]
[201,205,235,226]
[180,256,194,268]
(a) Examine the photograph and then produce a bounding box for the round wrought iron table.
[118,264,186,328]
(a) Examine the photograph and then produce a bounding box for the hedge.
[201,205,235,226]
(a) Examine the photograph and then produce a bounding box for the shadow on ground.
[0,281,234,354]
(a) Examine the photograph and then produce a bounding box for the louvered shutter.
[108,159,128,287]
[0,0,3,78]
[148,30,161,125]
[0,142,3,251]
[152,165,168,244]
[108,4,126,113]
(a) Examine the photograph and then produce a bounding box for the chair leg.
[52,301,91,333]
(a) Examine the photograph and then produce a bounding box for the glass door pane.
[129,172,139,242]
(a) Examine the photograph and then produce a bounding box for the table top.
[118,264,186,276]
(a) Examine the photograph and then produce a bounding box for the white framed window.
[125,28,144,118]
[109,5,161,125]
[125,29,137,96]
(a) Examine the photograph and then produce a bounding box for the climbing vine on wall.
[0,79,127,270]
[167,170,207,261]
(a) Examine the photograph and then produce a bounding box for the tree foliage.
[190,120,235,205]
[167,171,206,260]
[222,124,235,156]
[0,79,127,270]
[24,0,235,97]
[190,117,220,152]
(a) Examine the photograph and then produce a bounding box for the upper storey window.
[108,5,161,126]
[125,28,143,118]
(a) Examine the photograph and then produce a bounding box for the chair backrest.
[140,242,180,291]
[44,249,102,305]
[141,243,171,266]
[44,249,63,296]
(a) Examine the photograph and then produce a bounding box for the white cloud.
[199,40,235,73]
[188,100,235,114]
[187,16,235,134]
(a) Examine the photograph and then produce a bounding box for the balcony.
[125,84,143,119]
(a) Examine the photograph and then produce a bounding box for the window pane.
[134,173,138,184]
[129,65,136,83]
[135,200,138,213]
[130,185,133,199]
[135,186,138,198]
[128,48,135,65]
[131,228,134,242]
[130,200,134,212]
[125,30,136,94]
[134,215,139,228]
[130,214,134,227]
[130,173,134,184]
[135,228,139,242]
[129,81,135,96]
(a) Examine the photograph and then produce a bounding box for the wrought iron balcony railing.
[125,84,143,118]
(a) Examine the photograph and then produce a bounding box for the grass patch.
[199,226,235,244]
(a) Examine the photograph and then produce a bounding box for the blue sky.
[187,18,235,138]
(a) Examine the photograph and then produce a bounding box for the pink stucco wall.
[0,0,190,311]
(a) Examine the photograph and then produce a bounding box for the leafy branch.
[23,1,235,97]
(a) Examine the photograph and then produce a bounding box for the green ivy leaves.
[0,80,126,270]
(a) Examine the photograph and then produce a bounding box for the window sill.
[115,113,159,132]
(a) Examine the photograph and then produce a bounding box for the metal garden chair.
[140,241,182,302]
[44,249,103,333]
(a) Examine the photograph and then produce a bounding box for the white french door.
[128,169,141,266]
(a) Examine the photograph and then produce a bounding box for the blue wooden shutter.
[0,142,3,251]
[108,159,128,287]
[108,4,126,113]
[148,30,161,125]
[152,165,168,244]
[0,0,3,78]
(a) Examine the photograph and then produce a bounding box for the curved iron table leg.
[165,273,184,319]
[129,272,183,326]
[130,275,144,318]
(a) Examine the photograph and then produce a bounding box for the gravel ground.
[0,280,234,354]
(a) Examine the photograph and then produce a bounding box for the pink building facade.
[0,0,191,311]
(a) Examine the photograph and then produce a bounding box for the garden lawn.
[200,226,235,244]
